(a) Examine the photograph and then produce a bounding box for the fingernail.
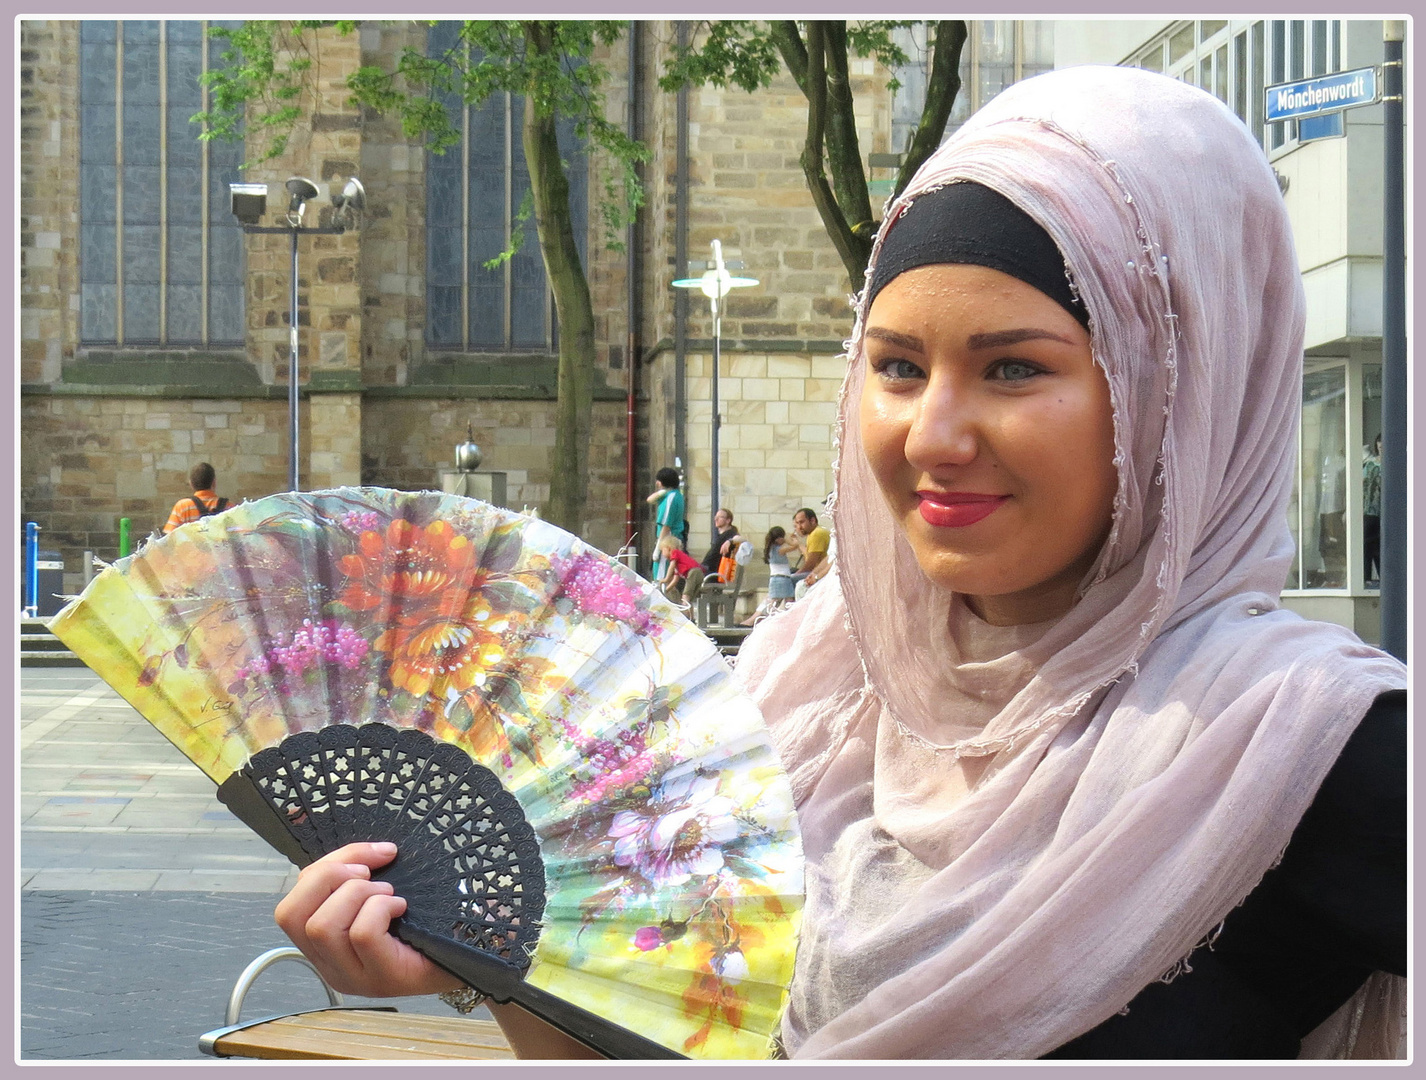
[373,842,397,854]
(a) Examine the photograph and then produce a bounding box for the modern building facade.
[1057,18,1395,641]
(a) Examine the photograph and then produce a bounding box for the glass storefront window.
[1293,365,1348,590]
[976,21,1015,105]
[1361,364,1383,589]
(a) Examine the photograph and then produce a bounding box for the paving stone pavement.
[19,667,464,1060]
[20,890,453,1060]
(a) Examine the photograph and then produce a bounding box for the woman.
[765,526,796,603]
[736,65,1405,1058]
[273,67,1404,1058]
[743,526,799,625]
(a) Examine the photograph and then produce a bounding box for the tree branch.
[895,20,966,200]
[798,23,862,288]
[820,22,873,244]
[767,21,808,95]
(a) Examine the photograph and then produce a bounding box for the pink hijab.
[736,66,1405,1059]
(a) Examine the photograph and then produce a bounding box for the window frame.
[78,19,245,348]
[1127,19,1343,157]
[424,22,588,354]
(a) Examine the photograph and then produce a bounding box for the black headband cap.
[865,181,1088,327]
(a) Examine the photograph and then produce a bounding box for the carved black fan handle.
[394,920,686,1060]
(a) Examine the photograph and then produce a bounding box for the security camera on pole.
[228,176,367,492]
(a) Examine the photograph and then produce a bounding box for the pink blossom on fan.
[551,553,653,633]
[609,774,738,888]
[633,926,664,951]
[235,619,369,680]
[339,510,382,534]
[563,720,657,804]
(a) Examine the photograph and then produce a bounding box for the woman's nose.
[903,380,979,470]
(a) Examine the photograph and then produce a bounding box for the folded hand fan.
[50,487,803,1059]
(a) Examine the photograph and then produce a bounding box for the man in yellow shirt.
[791,507,831,593]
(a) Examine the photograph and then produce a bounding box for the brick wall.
[636,25,895,587]
[358,21,426,389]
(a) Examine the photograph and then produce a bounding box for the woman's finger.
[299,877,398,993]
[347,893,465,996]
[274,843,397,962]
[276,864,376,952]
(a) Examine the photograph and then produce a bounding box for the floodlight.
[330,176,366,213]
[286,176,320,210]
[229,183,268,225]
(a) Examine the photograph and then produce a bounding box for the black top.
[701,528,739,574]
[1045,689,1406,1059]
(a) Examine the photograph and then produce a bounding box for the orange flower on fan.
[378,612,510,700]
[337,518,478,615]
[336,518,507,700]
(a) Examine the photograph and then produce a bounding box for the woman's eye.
[873,358,925,382]
[989,359,1043,383]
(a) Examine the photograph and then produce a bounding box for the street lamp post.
[1380,21,1406,662]
[672,240,759,541]
[229,177,366,493]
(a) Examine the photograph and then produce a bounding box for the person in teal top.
[647,467,685,582]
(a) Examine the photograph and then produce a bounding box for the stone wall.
[635,24,896,586]
[20,393,291,587]
[362,397,630,556]
[19,21,79,385]
[357,22,425,389]
[19,18,895,594]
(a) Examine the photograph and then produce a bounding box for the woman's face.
[859,263,1118,626]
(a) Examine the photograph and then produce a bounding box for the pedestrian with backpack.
[163,462,230,535]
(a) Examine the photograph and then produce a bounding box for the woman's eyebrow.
[864,327,924,351]
[966,328,1077,349]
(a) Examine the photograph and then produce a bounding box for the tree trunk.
[521,23,596,536]
[777,21,874,293]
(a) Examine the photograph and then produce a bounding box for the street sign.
[1265,66,1378,123]
[1298,111,1345,142]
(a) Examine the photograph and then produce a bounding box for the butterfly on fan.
[51,487,803,1059]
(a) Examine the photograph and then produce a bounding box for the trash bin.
[35,549,65,616]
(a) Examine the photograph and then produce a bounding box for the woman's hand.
[274,842,462,998]
[274,842,602,1059]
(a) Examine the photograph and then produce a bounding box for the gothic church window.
[79,20,245,346]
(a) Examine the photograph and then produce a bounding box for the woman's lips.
[916,491,1009,528]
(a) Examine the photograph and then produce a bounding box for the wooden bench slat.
[281,1010,513,1047]
[210,1009,516,1060]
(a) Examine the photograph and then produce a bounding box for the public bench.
[200,947,515,1061]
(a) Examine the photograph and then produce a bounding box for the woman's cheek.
[859,388,911,490]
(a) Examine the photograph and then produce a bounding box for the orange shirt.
[164,490,224,535]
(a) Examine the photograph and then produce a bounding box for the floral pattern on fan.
[50,487,802,1058]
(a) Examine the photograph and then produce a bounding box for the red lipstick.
[916,491,1008,528]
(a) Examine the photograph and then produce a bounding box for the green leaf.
[482,580,542,615]
[724,853,770,881]
[481,525,524,573]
